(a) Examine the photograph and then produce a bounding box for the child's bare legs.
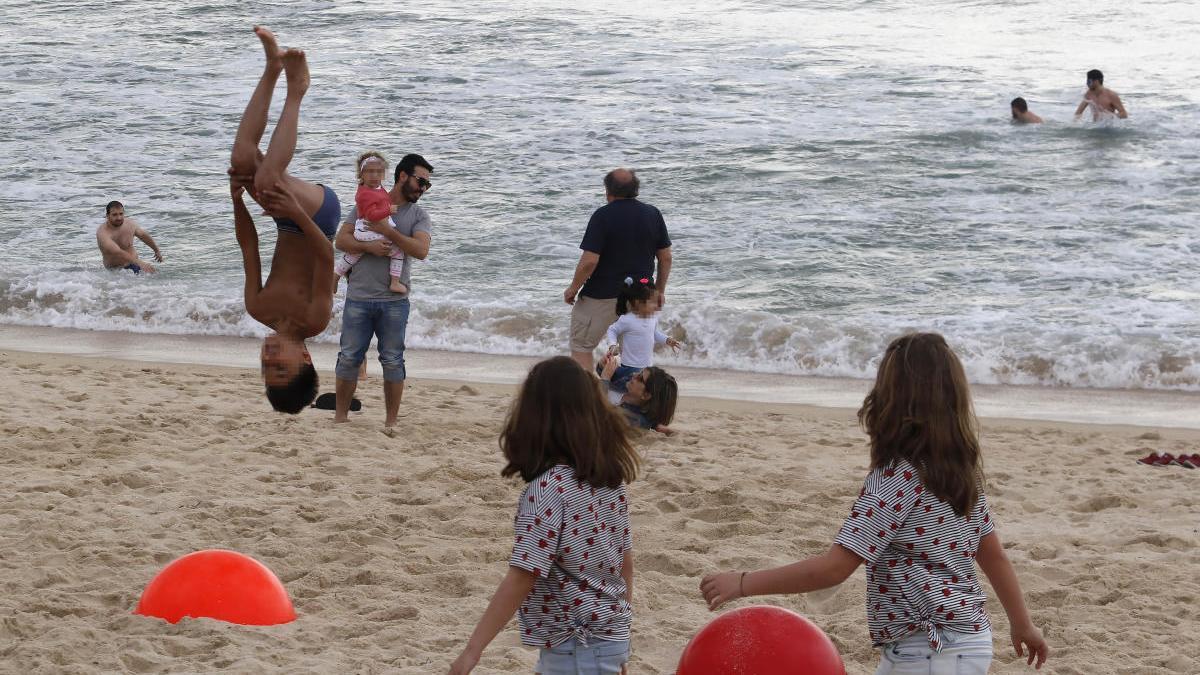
[229,27,283,188]
[387,246,407,294]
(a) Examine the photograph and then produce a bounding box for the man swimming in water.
[96,201,164,273]
[228,27,339,414]
[1010,97,1043,124]
[1074,69,1128,121]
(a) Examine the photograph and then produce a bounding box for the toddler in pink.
[334,152,406,293]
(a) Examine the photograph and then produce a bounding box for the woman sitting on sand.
[599,353,678,435]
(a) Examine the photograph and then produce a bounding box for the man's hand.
[656,290,666,309]
[366,239,392,257]
[153,250,165,262]
[365,218,395,237]
[563,285,580,305]
[258,182,304,219]
[137,260,158,274]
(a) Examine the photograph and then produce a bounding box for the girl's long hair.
[639,366,677,427]
[857,333,983,516]
[501,356,640,488]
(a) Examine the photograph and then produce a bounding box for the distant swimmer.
[228,27,339,414]
[96,201,164,273]
[1074,69,1128,121]
[1010,97,1043,124]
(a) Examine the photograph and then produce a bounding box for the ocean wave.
[2,276,1196,392]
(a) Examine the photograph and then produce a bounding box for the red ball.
[677,606,845,674]
[134,550,296,625]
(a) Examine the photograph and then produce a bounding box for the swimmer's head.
[1087,69,1104,89]
[105,201,125,227]
[1010,97,1028,118]
[356,151,388,188]
[261,334,318,414]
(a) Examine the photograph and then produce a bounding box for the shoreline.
[3,323,1199,429]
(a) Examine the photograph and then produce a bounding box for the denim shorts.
[335,298,409,382]
[873,629,992,675]
[536,638,629,675]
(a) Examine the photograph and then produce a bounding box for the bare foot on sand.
[254,26,283,71]
[281,48,309,97]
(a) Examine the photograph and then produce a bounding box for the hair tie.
[639,278,649,284]
[624,277,634,286]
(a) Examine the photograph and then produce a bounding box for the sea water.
[1,0,1197,391]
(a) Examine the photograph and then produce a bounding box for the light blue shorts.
[873,628,992,675]
[536,638,630,675]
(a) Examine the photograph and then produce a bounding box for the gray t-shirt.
[342,202,432,301]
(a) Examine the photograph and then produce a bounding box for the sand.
[1,347,1197,674]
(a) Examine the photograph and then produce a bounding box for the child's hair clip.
[624,277,634,286]
[639,277,649,284]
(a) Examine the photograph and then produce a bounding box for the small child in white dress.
[601,276,680,391]
[334,152,406,293]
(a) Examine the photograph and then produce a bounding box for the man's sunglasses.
[411,176,432,190]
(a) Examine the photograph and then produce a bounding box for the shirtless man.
[96,201,163,273]
[1010,97,1043,124]
[228,27,340,414]
[1074,69,1128,121]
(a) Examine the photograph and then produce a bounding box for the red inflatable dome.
[677,605,845,674]
[134,549,296,625]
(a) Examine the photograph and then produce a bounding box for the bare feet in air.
[390,278,408,294]
[281,48,309,97]
[254,26,283,72]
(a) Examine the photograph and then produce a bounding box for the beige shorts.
[569,296,618,354]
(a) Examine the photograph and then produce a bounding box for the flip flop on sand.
[311,392,362,412]
[1136,451,1166,465]
[1136,452,1176,466]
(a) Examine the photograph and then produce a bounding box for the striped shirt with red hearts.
[834,458,995,652]
[509,464,633,649]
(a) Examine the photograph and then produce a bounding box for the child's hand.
[599,354,619,381]
[1011,623,1049,670]
[390,204,398,214]
[666,338,682,353]
[699,571,742,611]
[447,649,479,675]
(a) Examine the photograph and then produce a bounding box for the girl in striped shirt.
[699,333,1049,674]
[450,356,641,675]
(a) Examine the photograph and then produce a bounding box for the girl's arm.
[621,549,634,604]
[976,532,1049,670]
[700,544,862,611]
[605,316,625,350]
[448,566,537,675]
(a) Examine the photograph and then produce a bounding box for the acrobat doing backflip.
[228,27,341,414]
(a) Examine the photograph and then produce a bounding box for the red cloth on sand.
[356,185,393,222]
